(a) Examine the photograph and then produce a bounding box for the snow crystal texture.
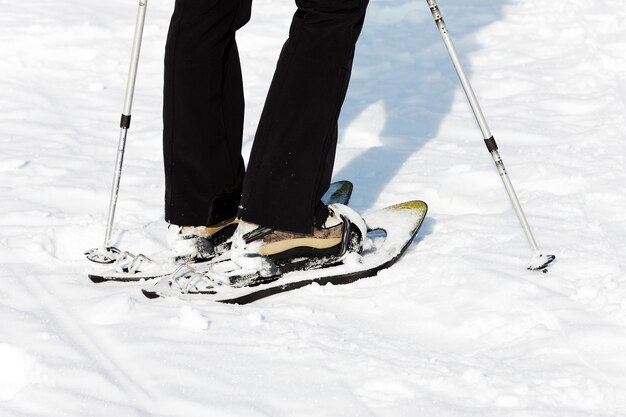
[1,0,626,415]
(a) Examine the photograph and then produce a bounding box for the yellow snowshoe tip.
[388,200,428,214]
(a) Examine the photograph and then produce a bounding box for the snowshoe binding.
[143,203,368,296]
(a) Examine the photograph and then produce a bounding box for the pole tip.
[84,246,121,264]
[527,253,556,271]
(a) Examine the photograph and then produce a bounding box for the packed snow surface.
[2,0,626,415]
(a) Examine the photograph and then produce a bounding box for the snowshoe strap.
[337,215,353,257]
[242,226,274,244]
[113,251,135,273]
[114,252,155,274]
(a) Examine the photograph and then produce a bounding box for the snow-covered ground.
[2,0,626,415]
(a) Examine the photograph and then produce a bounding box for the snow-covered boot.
[173,204,368,291]
[167,217,238,263]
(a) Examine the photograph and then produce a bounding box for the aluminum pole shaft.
[122,0,148,116]
[103,0,148,248]
[426,0,541,255]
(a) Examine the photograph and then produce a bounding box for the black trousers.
[164,0,368,233]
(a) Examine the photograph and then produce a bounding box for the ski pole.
[85,0,149,263]
[425,0,555,270]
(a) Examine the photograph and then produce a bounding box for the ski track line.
[17,269,225,417]
[18,271,157,413]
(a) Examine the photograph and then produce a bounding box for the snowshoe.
[142,200,428,303]
[88,180,354,283]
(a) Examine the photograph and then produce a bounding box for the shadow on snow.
[335,0,509,210]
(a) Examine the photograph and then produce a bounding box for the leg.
[163,0,252,226]
[238,0,369,234]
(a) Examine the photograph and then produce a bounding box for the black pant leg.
[164,0,252,226]
[238,0,369,234]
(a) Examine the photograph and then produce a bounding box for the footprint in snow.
[84,294,136,325]
[0,159,29,172]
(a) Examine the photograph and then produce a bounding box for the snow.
[2,0,626,415]
[0,344,37,402]
[176,306,210,331]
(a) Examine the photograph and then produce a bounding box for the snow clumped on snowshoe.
[167,218,238,263]
[163,204,368,293]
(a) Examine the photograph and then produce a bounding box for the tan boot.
[168,217,238,263]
